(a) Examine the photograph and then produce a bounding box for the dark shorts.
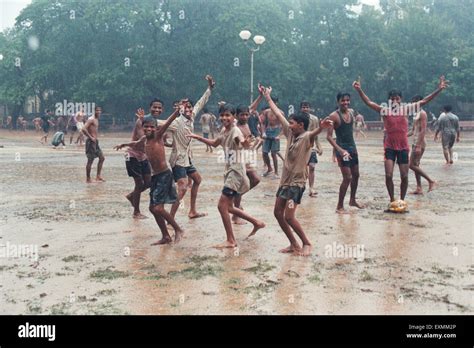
[276,186,305,205]
[69,125,77,132]
[172,164,197,182]
[85,138,104,160]
[308,151,318,166]
[336,148,359,168]
[384,148,409,165]
[222,187,239,197]
[126,157,151,178]
[150,170,178,206]
[262,138,280,153]
[203,132,209,139]
[441,132,456,149]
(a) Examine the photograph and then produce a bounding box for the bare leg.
[86,158,94,183]
[349,164,364,208]
[336,166,352,213]
[149,205,172,245]
[152,204,184,243]
[409,149,435,193]
[170,178,187,219]
[188,171,206,219]
[399,163,409,200]
[448,147,454,164]
[274,197,301,253]
[232,194,246,225]
[384,159,396,202]
[127,176,149,218]
[96,155,105,181]
[442,147,450,164]
[271,152,279,176]
[308,164,316,196]
[262,151,273,175]
[284,203,311,256]
[216,195,238,248]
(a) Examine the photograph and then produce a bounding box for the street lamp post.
[239,30,265,104]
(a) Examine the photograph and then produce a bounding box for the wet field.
[0,129,473,314]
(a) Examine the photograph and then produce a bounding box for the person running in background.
[75,111,85,146]
[40,110,55,144]
[51,131,66,148]
[199,108,214,153]
[300,101,323,197]
[353,75,447,204]
[33,117,42,132]
[354,111,367,139]
[81,106,105,183]
[435,105,460,165]
[408,95,436,194]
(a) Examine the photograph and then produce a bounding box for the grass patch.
[243,260,276,275]
[167,255,222,280]
[94,289,117,296]
[90,266,130,280]
[62,255,84,263]
[308,274,322,283]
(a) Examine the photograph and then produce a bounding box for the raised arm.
[156,108,180,137]
[262,86,288,128]
[352,80,382,113]
[419,76,448,107]
[249,84,264,114]
[192,75,215,118]
[114,135,146,151]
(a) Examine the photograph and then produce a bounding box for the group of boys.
[81,74,450,256]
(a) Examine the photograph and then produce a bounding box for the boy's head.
[94,106,102,117]
[149,98,164,117]
[336,92,351,111]
[236,104,250,125]
[182,99,194,119]
[218,103,236,128]
[300,101,311,114]
[411,95,423,103]
[142,116,157,138]
[442,105,452,113]
[288,112,310,136]
[388,90,402,104]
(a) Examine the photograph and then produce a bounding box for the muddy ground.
[0,129,472,314]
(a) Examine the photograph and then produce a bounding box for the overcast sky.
[0,0,380,33]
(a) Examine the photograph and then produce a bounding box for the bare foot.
[301,244,312,256]
[309,189,318,197]
[213,241,237,249]
[279,244,301,254]
[262,171,273,177]
[96,176,106,182]
[174,229,185,244]
[151,236,172,245]
[133,213,148,219]
[449,160,454,164]
[349,201,365,209]
[428,181,438,192]
[245,221,266,239]
[86,178,93,183]
[336,207,351,214]
[410,188,423,195]
[188,212,207,219]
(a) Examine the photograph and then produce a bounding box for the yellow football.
[388,200,408,213]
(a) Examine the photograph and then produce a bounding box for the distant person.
[33,117,42,132]
[408,95,436,194]
[67,108,81,144]
[300,101,322,197]
[81,106,105,183]
[40,110,55,144]
[260,96,284,179]
[51,131,66,148]
[75,111,85,146]
[199,108,214,152]
[353,75,447,205]
[354,111,367,139]
[6,115,13,131]
[434,105,460,165]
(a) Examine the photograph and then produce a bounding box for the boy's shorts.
[308,151,318,166]
[384,148,409,164]
[150,169,178,206]
[441,132,456,149]
[276,186,305,205]
[203,132,209,139]
[336,148,359,168]
[262,138,280,154]
[222,187,239,197]
[126,157,151,178]
[85,138,104,160]
[172,164,197,181]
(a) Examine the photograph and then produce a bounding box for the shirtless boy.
[187,103,265,249]
[353,76,447,203]
[81,106,105,183]
[408,95,436,194]
[114,108,184,244]
[263,85,332,256]
[260,95,284,178]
